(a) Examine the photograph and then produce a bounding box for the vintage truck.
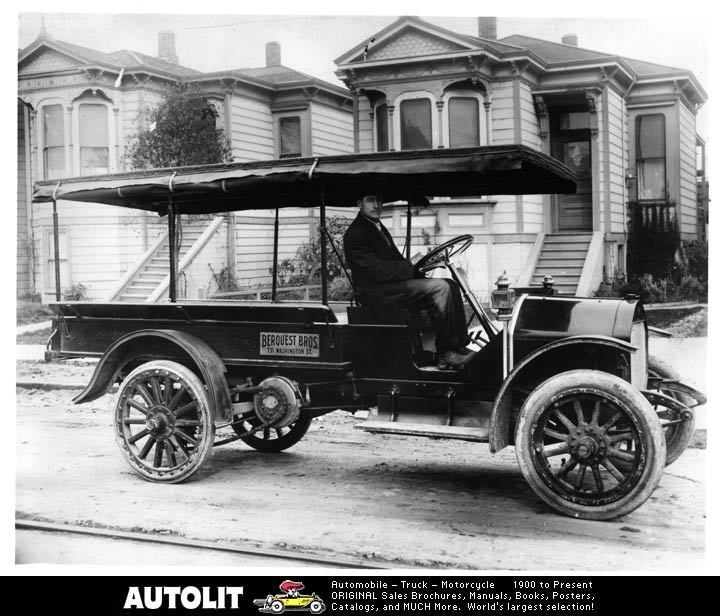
[33,145,705,520]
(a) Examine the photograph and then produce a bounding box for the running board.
[356,420,489,442]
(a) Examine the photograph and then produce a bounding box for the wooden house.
[334,16,707,298]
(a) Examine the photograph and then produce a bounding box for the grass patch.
[17,300,53,326]
[17,327,52,345]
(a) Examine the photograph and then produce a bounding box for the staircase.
[109,221,209,302]
[531,233,593,296]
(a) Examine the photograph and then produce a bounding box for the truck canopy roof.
[33,145,576,215]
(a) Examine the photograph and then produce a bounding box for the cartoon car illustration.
[254,581,325,614]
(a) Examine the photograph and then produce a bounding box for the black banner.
[1,575,710,614]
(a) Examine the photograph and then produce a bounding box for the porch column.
[436,100,445,148]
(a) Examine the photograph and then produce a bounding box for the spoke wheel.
[114,360,215,483]
[515,370,665,520]
[648,355,696,466]
[232,414,312,452]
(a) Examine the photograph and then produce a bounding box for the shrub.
[63,283,88,301]
[209,265,240,294]
[328,277,354,301]
[682,240,708,283]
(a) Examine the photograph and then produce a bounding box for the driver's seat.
[346,304,436,364]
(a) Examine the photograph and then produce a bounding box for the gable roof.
[334,15,523,65]
[499,34,688,77]
[18,35,201,78]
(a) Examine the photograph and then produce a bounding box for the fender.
[73,329,232,421]
[489,335,637,453]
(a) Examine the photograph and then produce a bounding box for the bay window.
[42,104,65,179]
[400,98,432,150]
[636,114,666,200]
[79,103,109,175]
[448,97,480,148]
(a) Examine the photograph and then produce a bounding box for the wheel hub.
[145,407,175,439]
[568,425,607,464]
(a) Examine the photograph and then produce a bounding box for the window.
[400,99,432,150]
[448,97,480,148]
[79,103,109,175]
[560,111,590,130]
[279,116,301,158]
[376,103,389,152]
[42,104,65,179]
[45,228,69,293]
[636,114,666,200]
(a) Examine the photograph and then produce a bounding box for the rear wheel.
[648,355,696,466]
[515,370,665,520]
[114,360,215,483]
[232,415,312,452]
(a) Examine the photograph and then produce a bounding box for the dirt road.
[16,384,706,571]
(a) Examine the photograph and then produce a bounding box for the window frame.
[38,100,68,180]
[635,113,667,201]
[273,109,309,159]
[77,101,110,176]
[392,92,437,151]
[71,94,116,176]
[441,90,487,149]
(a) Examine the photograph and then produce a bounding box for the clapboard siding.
[358,96,374,153]
[519,84,541,150]
[18,102,31,297]
[678,102,698,237]
[491,83,515,145]
[607,89,627,233]
[311,103,353,156]
[493,196,518,233]
[522,194,544,232]
[231,97,275,161]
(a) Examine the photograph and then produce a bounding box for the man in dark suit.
[343,193,474,369]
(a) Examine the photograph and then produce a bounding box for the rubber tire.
[648,355,696,466]
[515,369,666,521]
[270,601,285,614]
[309,601,325,614]
[115,360,215,483]
[234,415,312,453]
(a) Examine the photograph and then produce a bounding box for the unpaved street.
[16,378,706,571]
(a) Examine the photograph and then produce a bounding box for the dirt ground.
[16,377,707,571]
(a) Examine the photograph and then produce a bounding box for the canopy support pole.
[52,184,61,301]
[405,202,412,259]
[319,185,328,305]
[167,201,177,303]
[271,208,279,302]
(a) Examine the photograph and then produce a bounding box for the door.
[552,110,593,231]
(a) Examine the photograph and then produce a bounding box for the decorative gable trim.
[19,47,84,75]
[365,27,467,62]
[335,17,477,65]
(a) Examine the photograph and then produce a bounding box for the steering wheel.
[414,234,474,273]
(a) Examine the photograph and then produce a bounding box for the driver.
[343,193,476,369]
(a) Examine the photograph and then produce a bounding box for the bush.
[328,277,354,301]
[209,265,240,294]
[682,240,708,283]
[63,283,88,301]
[594,272,705,303]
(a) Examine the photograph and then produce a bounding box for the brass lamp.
[491,272,515,320]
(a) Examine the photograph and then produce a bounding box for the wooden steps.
[530,233,591,295]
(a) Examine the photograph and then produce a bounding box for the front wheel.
[515,370,665,520]
[648,356,696,466]
[114,360,215,483]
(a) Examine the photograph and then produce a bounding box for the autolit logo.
[253,580,326,614]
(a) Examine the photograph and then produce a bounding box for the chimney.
[266,41,281,67]
[561,33,578,47]
[158,30,178,64]
[478,17,497,40]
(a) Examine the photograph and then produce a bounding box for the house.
[18,30,354,302]
[334,16,708,297]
